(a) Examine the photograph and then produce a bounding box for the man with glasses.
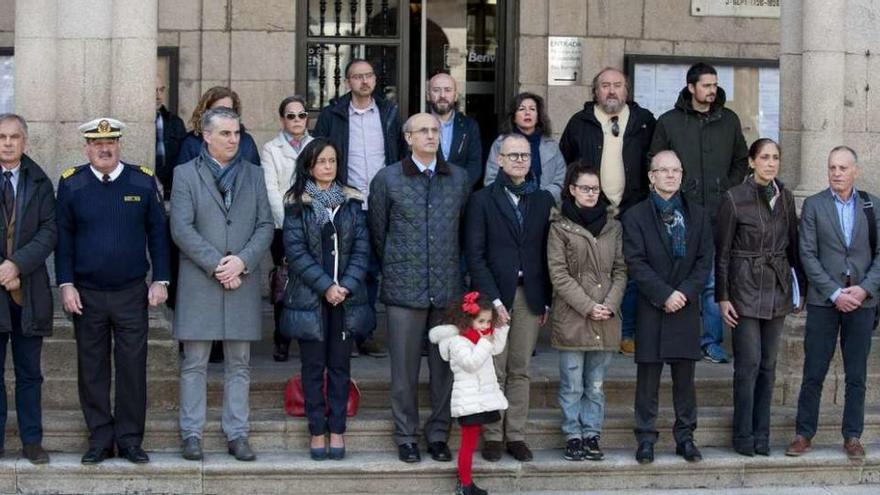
[427,72,482,188]
[368,113,470,464]
[560,67,656,356]
[622,150,713,464]
[465,134,554,462]
[314,58,404,358]
[649,62,749,364]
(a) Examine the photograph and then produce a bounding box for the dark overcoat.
[621,195,714,363]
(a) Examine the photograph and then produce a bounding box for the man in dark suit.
[786,146,880,461]
[156,78,187,200]
[0,113,56,464]
[56,117,171,465]
[465,134,554,462]
[428,73,483,188]
[621,150,714,464]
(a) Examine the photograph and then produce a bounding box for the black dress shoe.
[22,444,50,464]
[635,441,654,464]
[81,447,114,465]
[506,441,533,462]
[272,343,289,362]
[119,445,150,464]
[398,443,421,463]
[482,440,503,462]
[754,442,770,456]
[675,440,702,462]
[427,441,452,462]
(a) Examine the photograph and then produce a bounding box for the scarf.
[496,168,538,197]
[561,196,609,238]
[513,128,543,185]
[651,191,687,258]
[201,146,242,210]
[304,180,346,226]
[461,326,494,345]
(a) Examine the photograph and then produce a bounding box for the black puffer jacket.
[649,87,749,219]
[559,102,656,215]
[368,157,471,309]
[281,186,373,341]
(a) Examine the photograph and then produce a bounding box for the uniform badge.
[139,166,154,176]
[61,167,77,179]
[97,120,111,134]
[124,195,141,202]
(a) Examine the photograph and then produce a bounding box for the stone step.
[0,446,877,494]
[7,406,880,454]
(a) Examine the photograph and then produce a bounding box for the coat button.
[226,220,232,225]
[597,284,602,288]
[331,250,336,255]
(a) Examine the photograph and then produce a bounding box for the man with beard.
[559,67,656,356]
[314,58,404,358]
[427,73,482,188]
[649,62,749,365]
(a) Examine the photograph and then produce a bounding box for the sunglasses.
[285,112,309,121]
[610,116,620,137]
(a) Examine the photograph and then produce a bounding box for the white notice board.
[632,62,734,117]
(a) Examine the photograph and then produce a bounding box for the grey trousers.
[483,286,541,443]
[179,340,251,442]
[386,305,451,445]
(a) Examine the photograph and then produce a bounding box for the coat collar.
[298,185,364,206]
[401,156,452,176]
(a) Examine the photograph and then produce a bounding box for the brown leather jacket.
[547,208,627,351]
[714,177,804,319]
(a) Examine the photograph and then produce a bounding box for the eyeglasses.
[407,127,440,137]
[348,72,375,82]
[285,112,309,121]
[572,185,601,194]
[500,152,532,162]
[610,116,620,137]
[651,167,683,176]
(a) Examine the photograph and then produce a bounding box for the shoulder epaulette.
[137,166,155,177]
[60,167,79,180]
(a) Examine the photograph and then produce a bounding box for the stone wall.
[158,0,297,151]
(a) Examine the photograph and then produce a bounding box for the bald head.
[649,150,683,198]
[427,73,458,117]
[404,113,441,158]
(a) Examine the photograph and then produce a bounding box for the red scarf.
[461,327,493,344]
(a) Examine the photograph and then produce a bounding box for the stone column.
[13,0,58,170]
[794,0,847,196]
[777,0,802,189]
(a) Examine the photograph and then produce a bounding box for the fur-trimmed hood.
[287,185,364,206]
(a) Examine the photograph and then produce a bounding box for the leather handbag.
[284,373,361,417]
[269,264,288,305]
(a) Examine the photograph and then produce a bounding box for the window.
[0,49,12,114]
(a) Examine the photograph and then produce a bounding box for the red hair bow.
[461,291,481,316]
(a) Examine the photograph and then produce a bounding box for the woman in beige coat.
[547,161,627,462]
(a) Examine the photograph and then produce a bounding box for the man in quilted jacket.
[368,112,471,464]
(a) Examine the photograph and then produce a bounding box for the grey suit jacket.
[170,155,274,340]
[799,188,880,307]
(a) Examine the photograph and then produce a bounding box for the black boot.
[457,480,488,495]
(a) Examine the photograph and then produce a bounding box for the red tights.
[458,424,481,486]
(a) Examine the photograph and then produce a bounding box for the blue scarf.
[651,191,687,258]
[200,146,242,210]
[304,180,346,226]
[514,127,543,185]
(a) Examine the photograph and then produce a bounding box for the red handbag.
[284,373,361,417]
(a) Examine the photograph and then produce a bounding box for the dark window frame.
[158,46,180,116]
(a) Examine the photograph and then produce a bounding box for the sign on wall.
[691,0,780,18]
[548,37,582,86]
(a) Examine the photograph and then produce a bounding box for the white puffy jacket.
[428,324,509,418]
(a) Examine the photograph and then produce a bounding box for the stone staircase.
[1,306,879,494]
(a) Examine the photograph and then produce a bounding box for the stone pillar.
[777,0,802,190]
[13,0,157,178]
[794,0,847,196]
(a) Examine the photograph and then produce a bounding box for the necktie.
[423,168,434,179]
[1,171,13,221]
[102,174,111,184]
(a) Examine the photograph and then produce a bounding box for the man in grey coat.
[786,146,880,461]
[368,112,470,463]
[170,107,274,462]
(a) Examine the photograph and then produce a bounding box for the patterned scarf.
[304,180,346,226]
[200,146,242,210]
[496,168,539,197]
[651,191,687,258]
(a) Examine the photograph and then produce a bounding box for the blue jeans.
[558,350,613,440]
[0,301,44,447]
[620,279,637,341]
[700,266,724,349]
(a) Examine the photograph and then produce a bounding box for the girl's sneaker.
[583,435,604,461]
[563,438,584,461]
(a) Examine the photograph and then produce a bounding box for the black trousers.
[634,360,697,445]
[796,304,874,440]
[74,283,149,450]
[732,316,784,450]
[298,302,353,436]
[271,229,290,350]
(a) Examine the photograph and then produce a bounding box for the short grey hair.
[403,113,440,133]
[829,145,858,164]
[0,113,28,138]
[200,107,240,134]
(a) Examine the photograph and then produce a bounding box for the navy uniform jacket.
[55,163,171,291]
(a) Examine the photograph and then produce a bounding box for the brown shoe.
[619,339,635,355]
[844,438,865,460]
[481,440,503,462]
[784,435,812,457]
[22,444,49,464]
[506,441,534,462]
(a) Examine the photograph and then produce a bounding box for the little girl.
[429,292,509,495]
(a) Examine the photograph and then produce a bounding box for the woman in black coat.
[281,138,372,461]
[621,150,714,464]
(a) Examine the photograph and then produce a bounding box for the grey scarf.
[304,180,346,226]
[201,146,242,210]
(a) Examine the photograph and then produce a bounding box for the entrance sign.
[548,37,582,86]
[691,0,780,18]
